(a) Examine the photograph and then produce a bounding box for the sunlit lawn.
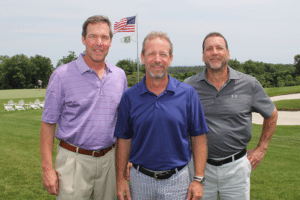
[265,85,300,97]
[0,88,299,200]
[274,99,300,111]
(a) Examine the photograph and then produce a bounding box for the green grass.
[273,99,300,111]
[0,88,300,200]
[0,89,46,99]
[249,124,300,200]
[0,92,57,200]
[265,85,300,97]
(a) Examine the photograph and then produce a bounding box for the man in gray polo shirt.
[185,32,278,200]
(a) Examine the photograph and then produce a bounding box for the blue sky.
[1,0,299,67]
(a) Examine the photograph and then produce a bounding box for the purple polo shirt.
[42,54,127,150]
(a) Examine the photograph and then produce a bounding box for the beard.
[146,63,167,79]
[204,57,228,71]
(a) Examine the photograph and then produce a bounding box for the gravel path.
[252,93,300,125]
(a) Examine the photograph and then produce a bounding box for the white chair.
[15,100,26,111]
[35,99,44,108]
[4,100,15,111]
[30,99,41,109]
[38,100,44,108]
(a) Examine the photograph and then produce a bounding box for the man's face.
[202,36,230,71]
[82,22,112,64]
[141,37,173,79]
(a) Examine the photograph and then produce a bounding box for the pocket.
[55,145,67,170]
[245,156,252,175]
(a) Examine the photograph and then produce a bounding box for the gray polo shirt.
[184,66,275,159]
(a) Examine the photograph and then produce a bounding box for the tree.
[0,54,54,89]
[277,77,285,87]
[295,54,300,76]
[1,54,29,89]
[228,59,244,72]
[285,74,295,86]
[56,51,78,68]
[127,71,145,87]
[116,59,137,76]
[294,54,300,64]
[295,76,300,85]
[29,55,54,88]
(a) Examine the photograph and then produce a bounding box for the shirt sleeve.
[251,78,275,119]
[187,87,209,136]
[114,92,133,139]
[41,71,64,124]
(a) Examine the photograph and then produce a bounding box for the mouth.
[150,64,163,69]
[210,58,221,63]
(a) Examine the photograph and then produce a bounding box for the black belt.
[207,149,247,166]
[132,163,185,180]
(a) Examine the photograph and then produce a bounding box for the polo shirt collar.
[76,54,90,74]
[198,65,240,82]
[140,74,176,95]
[76,53,113,74]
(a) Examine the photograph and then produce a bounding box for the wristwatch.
[193,176,205,184]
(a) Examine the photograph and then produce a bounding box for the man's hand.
[247,147,267,171]
[247,108,278,171]
[117,179,131,200]
[187,180,203,200]
[126,162,132,181]
[42,167,59,195]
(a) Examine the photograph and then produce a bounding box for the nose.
[154,53,162,63]
[96,37,103,46]
[212,47,218,55]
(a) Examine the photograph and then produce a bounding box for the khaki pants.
[55,145,117,200]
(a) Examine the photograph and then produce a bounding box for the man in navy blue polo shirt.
[114,31,209,200]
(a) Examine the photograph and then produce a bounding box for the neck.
[206,65,229,91]
[83,54,106,71]
[83,54,106,79]
[145,74,169,96]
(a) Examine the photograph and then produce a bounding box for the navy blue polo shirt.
[114,75,208,171]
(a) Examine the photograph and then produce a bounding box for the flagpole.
[136,13,139,83]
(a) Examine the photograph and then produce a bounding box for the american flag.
[114,16,136,34]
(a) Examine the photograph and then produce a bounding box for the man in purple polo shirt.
[40,15,127,200]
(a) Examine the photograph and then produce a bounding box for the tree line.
[116,56,300,88]
[1,51,299,89]
[0,54,54,89]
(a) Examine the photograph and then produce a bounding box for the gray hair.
[142,31,173,56]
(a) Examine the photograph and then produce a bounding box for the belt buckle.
[154,172,165,180]
[94,149,101,153]
[154,171,170,180]
[92,149,103,157]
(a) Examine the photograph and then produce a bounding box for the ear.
[227,50,230,60]
[141,53,145,64]
[82,36,86,45]
[168,54,173,65]
[202,52,204,62]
